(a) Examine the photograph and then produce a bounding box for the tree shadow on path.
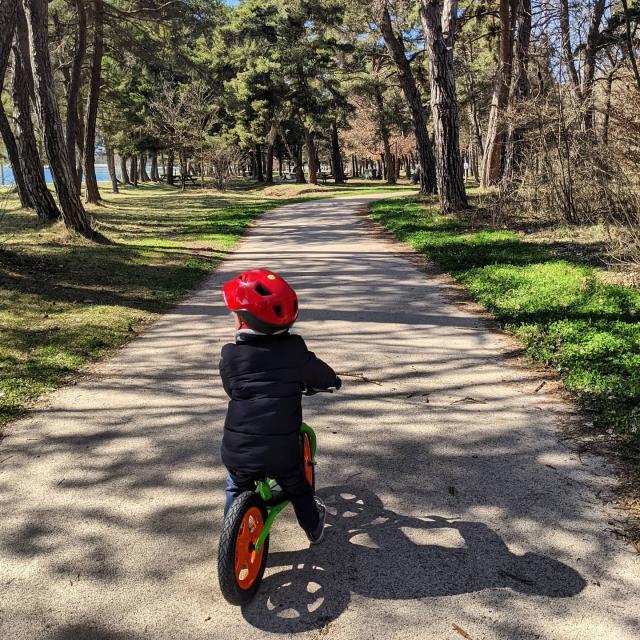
[242,485,586,633]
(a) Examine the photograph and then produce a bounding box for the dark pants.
[224,465,319,533]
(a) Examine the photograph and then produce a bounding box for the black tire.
[218,491,269,605]
[302,431,315,491]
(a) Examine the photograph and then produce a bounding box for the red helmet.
[222,269,299,334]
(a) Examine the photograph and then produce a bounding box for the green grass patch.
[369,196,640,439]
[0,179,412,428]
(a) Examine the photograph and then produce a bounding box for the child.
[219,268,341,544]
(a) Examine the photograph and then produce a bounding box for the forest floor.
[0,180,409,429]
[369,195,640,480]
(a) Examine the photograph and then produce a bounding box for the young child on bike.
[219,268,341,545]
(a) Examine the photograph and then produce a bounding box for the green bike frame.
[254,423,317,551]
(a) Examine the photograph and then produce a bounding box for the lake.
[0,164,112,186]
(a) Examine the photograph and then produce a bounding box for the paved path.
[1,195,638,640]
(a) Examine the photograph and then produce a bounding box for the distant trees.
[1,0,638,247]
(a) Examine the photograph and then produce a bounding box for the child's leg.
[275,467,319,533]
[224,469,256,516]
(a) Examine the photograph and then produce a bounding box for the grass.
[369,196,640,441]
[0,179,413,428]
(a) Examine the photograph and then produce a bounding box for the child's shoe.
[306,496,327,545]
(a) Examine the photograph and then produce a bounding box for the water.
[0,164,111,186]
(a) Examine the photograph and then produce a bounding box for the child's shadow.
[241,485,586,633]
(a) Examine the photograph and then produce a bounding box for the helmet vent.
[255,283,271,296]
[273,304,283,317]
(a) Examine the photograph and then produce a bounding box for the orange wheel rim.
[234,507,265,590]
[303,434,314,486]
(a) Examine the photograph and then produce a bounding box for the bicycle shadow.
[241,485,586,633]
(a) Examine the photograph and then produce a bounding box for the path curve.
[1,194,638,640]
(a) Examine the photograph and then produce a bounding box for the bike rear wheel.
[302,431,315,490]
[218,491,269,605]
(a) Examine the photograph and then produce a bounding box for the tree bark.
[20,0,94,237]
[106,145,118,193]
[166,149,175,185]
[119,155,130,184]
[130,155,138,186]
[0,0,31,208]
[83,0,103,203]
[602,74,612,145]
[372,86,395,184]
[139,153,150,182]
[265,142,274,183]
[504,0,531,178]
[581,0,605,132]
[295,144,306,183]
[11,44,61,221]
[620,0,640,91]
[378,4,436,194]
[330,121,345,183]
[420,0,467,212]
[179,149,187,190]
[480,0,512,187]
[303,127,318,184]
[66,0,86,192]
[254,144,264,182]
[150,152,159,181]
[559,0,580,93]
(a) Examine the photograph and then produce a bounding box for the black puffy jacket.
[219,331,339,475]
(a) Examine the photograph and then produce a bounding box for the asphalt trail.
[1,195,638,639]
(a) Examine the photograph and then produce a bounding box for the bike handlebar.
[304,387,334,396]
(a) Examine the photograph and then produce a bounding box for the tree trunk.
[75,92,85,185]
[20,0,93,236]
[0,108,32,208]
[559,0,580,93]
[581,0,605,132]
[372,86,396,185]
[462,42,484,157]
[504,0,531,178]
[330,121,345,184]
[106,146,118,193]
[295,144,306,183]
[150,153,159,181]
[179,149,187,190]
[166,149,175,185]
[602,68,614,145]
[11,44,61,221]
[378,5,436,194]
[130,155,138,186]
[66,0,86,192]
[620,0,640,91]
[119,155,130,184]
[139,153,150,182]
[277,153,283,178]
[303,127,318,184]
[420,0,467,212]
[265,142,274,183]
[83,0,103,203]
[480,0,512,187]
[255,143,264,182]
[0,0,31,209]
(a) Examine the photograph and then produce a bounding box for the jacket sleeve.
[297,337,339,390]
[219,346,232,398]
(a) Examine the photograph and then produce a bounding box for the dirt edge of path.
[355,202,640,550]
